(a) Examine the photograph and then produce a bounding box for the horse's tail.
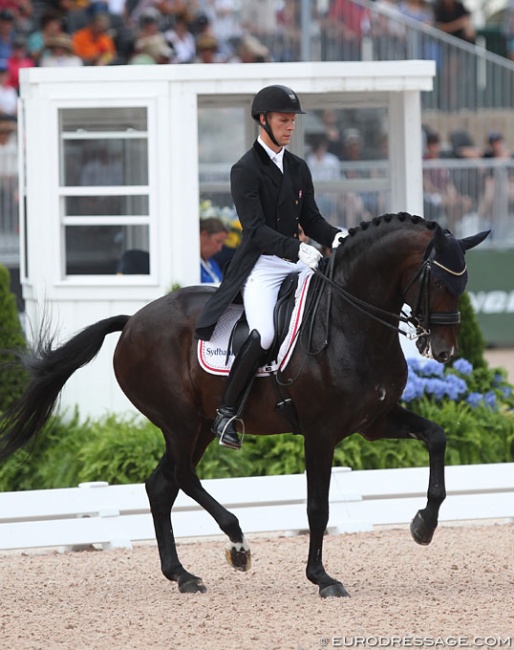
[0,314,130,462]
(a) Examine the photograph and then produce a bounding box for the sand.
[1,523,512,650]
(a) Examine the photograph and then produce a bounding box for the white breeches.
[242,254,306,350]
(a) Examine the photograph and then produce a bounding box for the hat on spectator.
[343,128,362,145]
[87,1,109,18]
[488,131,503,144]
[196,33,218,52]
[0,9,14,21]
[45,34,75,52]
[139,7,160,26]
[136,35,172,60]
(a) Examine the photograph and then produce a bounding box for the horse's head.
[405,224,490,363]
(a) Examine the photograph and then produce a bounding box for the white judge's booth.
[18,60,435,418]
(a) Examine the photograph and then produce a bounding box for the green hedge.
[0,395,512,492]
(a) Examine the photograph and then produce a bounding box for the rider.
[196,84,346,450]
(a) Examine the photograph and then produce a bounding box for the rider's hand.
[299,242,322,270]
[332,229,349,249]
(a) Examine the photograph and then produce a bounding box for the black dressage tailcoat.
[195,140,340,341]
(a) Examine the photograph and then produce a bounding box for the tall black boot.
[212,330,265,450]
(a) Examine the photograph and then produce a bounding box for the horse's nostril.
[438,351,449,363]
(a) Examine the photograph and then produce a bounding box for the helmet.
[251,85,305,122]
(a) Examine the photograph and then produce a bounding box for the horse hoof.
[178,577,207,594]
[319,582,350,598]
[225,536,251,572]
[410,510,436,546]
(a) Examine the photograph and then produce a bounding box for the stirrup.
[216,414,244,450]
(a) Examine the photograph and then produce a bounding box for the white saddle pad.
[198,268,313,376]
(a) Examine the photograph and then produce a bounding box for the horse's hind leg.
[380,405,446,546]
[145,454,206,593]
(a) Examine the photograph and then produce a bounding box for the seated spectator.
[0,61,17,117]
[134,33,172,62]
[41,33,84,66]
[449,128,481,159]
[200,216,228,284]
[236,34,270,63]
[483,131,512,159]
[136,6,161,38]
[6,35,33,92]
[0,10,15,63]
[194,32,220,63]
[423,130,473,231]
[164,8,195,63]
[72,1,117,66]
[26,10,64,65]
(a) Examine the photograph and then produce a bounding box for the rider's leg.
[212,256,296,449]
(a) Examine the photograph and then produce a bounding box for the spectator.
[199,0,242,61]
[0,10,15,63]
[483,131,511,159]
[236,34,270,63]
[322,0,370,61]
[6,35,33,92]
[194,32,220,63]
[0,61,17,117]
[433,0,475,43]
[478,131,514,230]
[398,0,432,24]
[164,8,195,63]
[136,6,161,37]
[26,9,64,64]
[306,133,342,223]
[423,130,472,231]
[72,1,117,66]
[134,33,172,62]
[319,108,345,159]
[40,33,83,66]
[199,216,228,284]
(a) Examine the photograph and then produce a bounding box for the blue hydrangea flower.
[500,385,512,397]
[484,391,497,409]
[425,378,447,400]
[452,358,473,376]
[419,360,445,377]
[445,374,468,400]
[466,392,483,408]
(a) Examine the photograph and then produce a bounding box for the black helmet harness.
[251,84,305,148]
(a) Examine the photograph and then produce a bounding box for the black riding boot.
[212,330,265,450]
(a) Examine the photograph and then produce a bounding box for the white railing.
[1,463,512,552]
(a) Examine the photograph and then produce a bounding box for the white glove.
[299,242,322,270]
[332,229,349,249]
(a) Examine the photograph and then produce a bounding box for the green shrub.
[0,265,28,411]
[455,291,486,369]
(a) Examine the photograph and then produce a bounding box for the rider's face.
[261,112,296,150]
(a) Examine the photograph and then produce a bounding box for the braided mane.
[346,212,438,239]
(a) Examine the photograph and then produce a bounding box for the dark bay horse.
[0,213,489,598]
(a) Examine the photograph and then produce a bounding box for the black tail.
[0,315,130,461]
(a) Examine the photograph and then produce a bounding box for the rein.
[312,249,461,344]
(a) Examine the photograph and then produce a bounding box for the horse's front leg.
[381,404,447,546]
[304,434,350,598]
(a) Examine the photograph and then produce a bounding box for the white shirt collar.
[258,135,284,172]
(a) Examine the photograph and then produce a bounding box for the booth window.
[58,106,150,275]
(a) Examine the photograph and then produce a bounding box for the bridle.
[312,244,461,353]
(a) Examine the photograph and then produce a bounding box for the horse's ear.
[431,223,452,253]
[459,230,491,251]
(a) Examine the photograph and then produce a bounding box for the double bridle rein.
[313,246,461,352]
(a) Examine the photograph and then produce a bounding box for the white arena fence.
[0,463,513,552]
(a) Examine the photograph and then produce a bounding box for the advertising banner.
[466,249,514,347]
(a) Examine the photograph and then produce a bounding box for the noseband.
[313,250,461,352]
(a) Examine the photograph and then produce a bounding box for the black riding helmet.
[251,84,305,147]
